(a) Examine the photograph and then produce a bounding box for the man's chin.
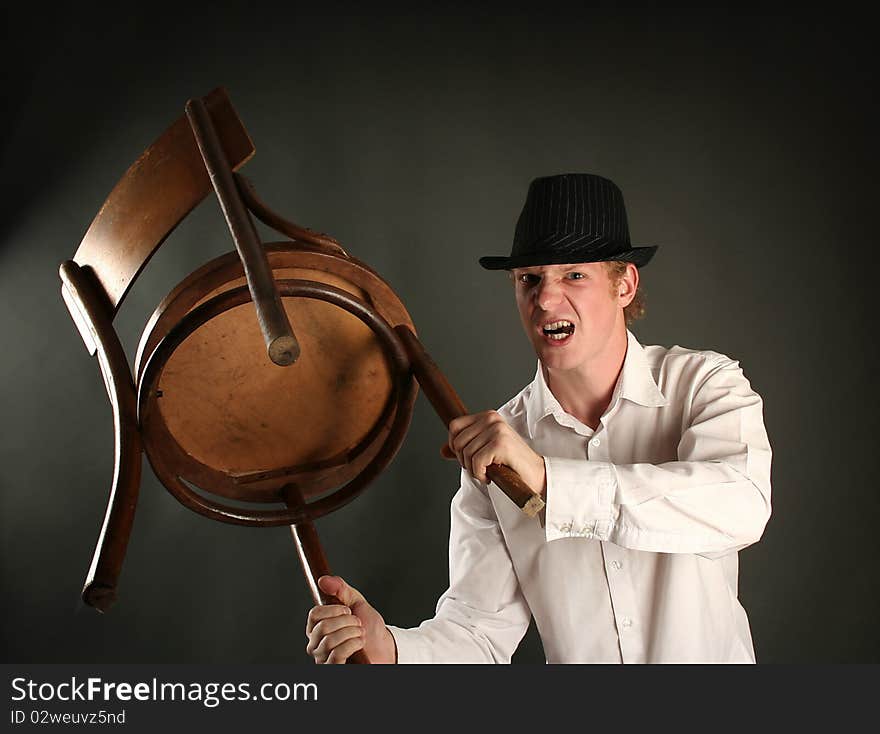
[536,346,582,372]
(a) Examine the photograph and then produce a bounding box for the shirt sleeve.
[387,469,532,663]
[543,357,772,557]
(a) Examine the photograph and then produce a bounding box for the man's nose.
[536,278,563,309]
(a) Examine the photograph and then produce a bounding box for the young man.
[305,174,772,663]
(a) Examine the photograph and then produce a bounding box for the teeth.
[542,319,574,341]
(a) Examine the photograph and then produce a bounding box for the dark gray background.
[2,6,877,663]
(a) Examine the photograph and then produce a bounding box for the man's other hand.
[305,576,397,664]
[442,410,547,497]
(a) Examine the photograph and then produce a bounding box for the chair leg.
[393,324,545,517]
[60,261,142,612]
[286,485,370,664]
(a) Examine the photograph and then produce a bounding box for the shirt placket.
[588,427,645,664]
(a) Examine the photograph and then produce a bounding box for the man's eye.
[566,272,585,280]
[518,274,540,286]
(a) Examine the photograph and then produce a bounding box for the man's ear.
[618,263,639,307]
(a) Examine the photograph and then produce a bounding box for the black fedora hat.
[479,173,658,270]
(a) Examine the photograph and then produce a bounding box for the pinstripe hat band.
[479,173,658,270]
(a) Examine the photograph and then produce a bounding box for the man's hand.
[442,411,546,497]
[305,576,397,664]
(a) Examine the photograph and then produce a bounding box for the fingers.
[444,414,479,463]
[326,635,365,664]
[448,412,501,449]
[447,413,482,436]
[305,603,351,637]
[305,613,365,664]
[448,411,499,458]
[459,433,498,482]
[469,440,503,483]
[316,575,364,608]
[445,411,544,488]
[448,412,506,482]
[305,576,375,664]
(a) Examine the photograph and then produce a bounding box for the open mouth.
[541,320,575,341]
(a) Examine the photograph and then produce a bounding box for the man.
[305,173,772,663]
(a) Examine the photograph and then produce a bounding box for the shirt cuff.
[386,625,431,664]
[543,457,616,542]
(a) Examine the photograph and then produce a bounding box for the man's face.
[512,262,634,372]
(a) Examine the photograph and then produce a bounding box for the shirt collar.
[525,329,667,438]
[617,329,668,409]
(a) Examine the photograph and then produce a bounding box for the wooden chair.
[59,88,543,663]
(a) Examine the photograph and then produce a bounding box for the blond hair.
[604,260,646,325]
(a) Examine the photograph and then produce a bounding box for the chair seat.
[136,243,417,507]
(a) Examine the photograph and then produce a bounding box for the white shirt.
[388,329,772,663]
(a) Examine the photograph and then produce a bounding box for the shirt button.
[591,438,601,447]
[621,618,633,628]
[611,560,622,570]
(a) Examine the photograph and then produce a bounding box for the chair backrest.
[57,88,255,610]
[67,87,254,329]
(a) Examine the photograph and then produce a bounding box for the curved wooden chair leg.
[60,261,142,612]
[59,88,253,611]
